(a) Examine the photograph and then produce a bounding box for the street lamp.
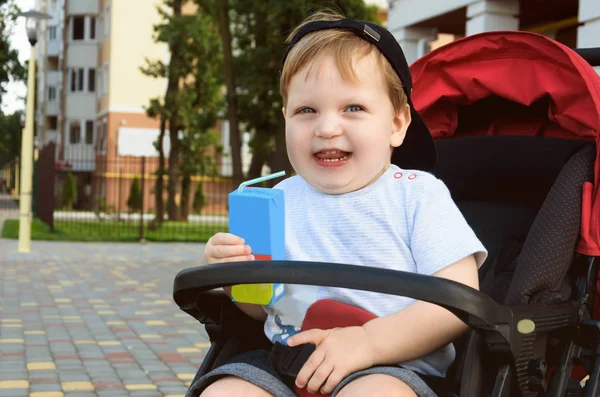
[17,9,51,253]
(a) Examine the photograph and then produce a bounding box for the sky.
[1,0,388,115]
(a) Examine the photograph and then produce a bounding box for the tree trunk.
[154,114,166,225]
[165,0,183,221]
[216,0,243,186]
[180,173,191,221]
[272,115,293,178]
[167,121,180,221]
[247,148,267,180]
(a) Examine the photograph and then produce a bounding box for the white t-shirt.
[262,164,487,377]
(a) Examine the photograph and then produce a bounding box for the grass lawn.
[1,218,227,242]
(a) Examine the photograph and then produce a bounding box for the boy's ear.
[281,107,286,118]
[390,104,411,148]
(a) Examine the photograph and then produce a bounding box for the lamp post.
[18,9,51,253]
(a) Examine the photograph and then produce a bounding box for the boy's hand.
[287,326,375,394]
[204,232,254,264]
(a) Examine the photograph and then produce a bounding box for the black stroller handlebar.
[173,260,511,331]
[574,47,600,67]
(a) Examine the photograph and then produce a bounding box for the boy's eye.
[346,105,363,113]
[297,107,315,114]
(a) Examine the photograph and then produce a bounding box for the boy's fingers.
[210,232,245,245]
[295,349,325,389]
[321,369,345,395]
[287,329,325,347]
[214,255,254,264]
[212,244,251,259]
[306,360,334,394]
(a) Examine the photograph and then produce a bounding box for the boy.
[195,10,487,397]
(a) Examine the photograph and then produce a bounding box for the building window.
[70,68,94,92]
[97,69,103,97]
[104,6,110,37]
[70,68,84,92]
[79,69,84,91]
[48,86,56,101]
[96,122,103,152]
[69,121,81,144]
[90,17,96,40]
[103,65,109,95]
[88,69,95,92]
[48,26,57,40]
[48,116,58,130]
[70,69,76,91]
[72,16,84,40]
[102,119,108,152]
[85,120,94,145]
[97,15,104,41]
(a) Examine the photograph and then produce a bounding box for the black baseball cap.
[280,18,437,172]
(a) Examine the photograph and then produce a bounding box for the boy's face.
[283,52,410,194]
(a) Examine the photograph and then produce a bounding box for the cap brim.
[391,103,437,172]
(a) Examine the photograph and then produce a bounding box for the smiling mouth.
[313,150,352,163]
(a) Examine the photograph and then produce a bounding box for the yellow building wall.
[108,0,168,110]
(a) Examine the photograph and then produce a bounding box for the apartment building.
[387,0,600,72]
[34,0,252,211]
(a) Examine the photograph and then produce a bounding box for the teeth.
[319,150,343,154]
[321,155,348,162]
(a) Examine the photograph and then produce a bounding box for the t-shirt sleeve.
[409,178,487,276]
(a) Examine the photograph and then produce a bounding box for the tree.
[127,177,142,213]
[0,1,25,170]
[142,1,223,222]
[192,182,206,214]
[0,0,25,109]
[214,0,243,187]
[140,0,185,222]
[61,172,77,210]
[229,1,379,180]
[0,110,22,167]
[177,9,223,220]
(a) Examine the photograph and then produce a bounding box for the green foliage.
[61,172,77,210]
[0,0,25,109]
[192,182,206,214]
[127,177,142,212]
[141,1,224,222]
[221,0,379,173]
[0,110,23,167]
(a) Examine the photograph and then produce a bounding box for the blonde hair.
[279,10,407,112]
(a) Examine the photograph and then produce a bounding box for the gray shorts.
[186,349,448,397]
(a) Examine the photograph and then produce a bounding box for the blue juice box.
[228,172,286,306]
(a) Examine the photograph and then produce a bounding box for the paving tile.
[1,241,210,397]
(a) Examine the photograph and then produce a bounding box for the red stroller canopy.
[410,31,600,256]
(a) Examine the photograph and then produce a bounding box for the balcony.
[46,100,59,116]
[47,39,60,57]
[44,129,59,145]
[67,44,98,68]
[61,144,96,172]
[65,93,96,119]
[67,0,98,16]
[47,71,61,86]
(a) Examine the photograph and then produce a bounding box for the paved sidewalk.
[0,240,210,397]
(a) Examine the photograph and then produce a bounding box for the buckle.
[269,342,316,378]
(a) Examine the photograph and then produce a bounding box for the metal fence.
[0,159,20,235]
[55,152,231,242]
[0,144,231,242]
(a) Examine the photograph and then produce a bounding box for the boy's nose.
[314,118,343,138]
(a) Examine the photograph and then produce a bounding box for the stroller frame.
[173,37,600,397]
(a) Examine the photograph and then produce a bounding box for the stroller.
[174,31,600,397]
